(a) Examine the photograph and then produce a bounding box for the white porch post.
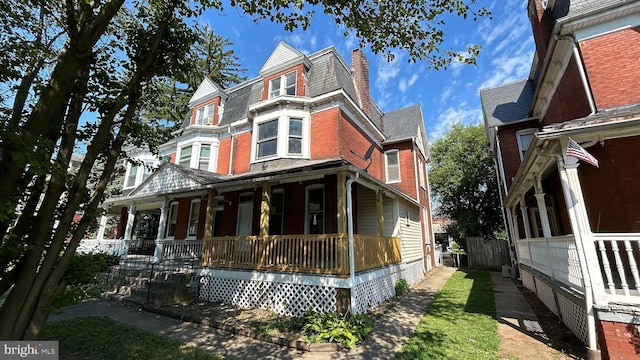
[519,196,532,239]
[96,214,108,241]
[346,173,359,315]
[123,203,136,254]
[557,154,604,357]
[154,198,168,263]
[534,178,552,238]
[510,207,520,241]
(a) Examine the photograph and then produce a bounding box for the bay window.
[251,109,309,162]
[257,119,278,159]
[198,145,211,171]
[179,145,192,166]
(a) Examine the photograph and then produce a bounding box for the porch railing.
[202,234,401,277]
[517,233,640,305]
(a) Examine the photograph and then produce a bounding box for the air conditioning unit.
[206,115,214,125]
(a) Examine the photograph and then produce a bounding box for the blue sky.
[201,0,535,141]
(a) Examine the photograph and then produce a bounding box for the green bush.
[302,310,373,349]
[54,253,120,308]
[395,279,410,297]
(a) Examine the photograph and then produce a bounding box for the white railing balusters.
[624,240,640,290]
[598,239,616,294]
[610,240,630,296]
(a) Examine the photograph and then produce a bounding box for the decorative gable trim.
[260,41,311,76]
[130,163,207,197]
[189,78,226,107]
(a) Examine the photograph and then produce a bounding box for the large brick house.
[94,42,435,316]
[481,1,640,358]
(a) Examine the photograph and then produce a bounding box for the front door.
[236,193,253,251]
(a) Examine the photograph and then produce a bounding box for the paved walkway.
[48,267,572,359]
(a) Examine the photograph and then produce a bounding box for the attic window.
[195,103,215,125]
[269,71,296,98]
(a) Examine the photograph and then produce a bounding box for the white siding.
[398,201,423,263]
[356,187,377,236]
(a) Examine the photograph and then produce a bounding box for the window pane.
[126,165,138,187]
[285,73,296,95]
[179,145,192,165]
[143,161,154,180]
[206,104,214,117]
[167,203,178,237]
[258,139,277,158]
[188,201,200,237]
[520,133,533,151]
[258,120,278,141]
[269,78,281,98]
[388,166,400,181]
[199,145,210,170]
[288,138,302,154]
[196,108,205,124]
[289,118,302,136]
[386,151,398,165]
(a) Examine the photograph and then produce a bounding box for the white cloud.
[429,103,482,140]
[284,33,317,55]
[398,73,419,93]
[478,44,532,89]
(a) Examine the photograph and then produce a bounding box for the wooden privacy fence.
[202,234,401,277]
[466,236,510,270]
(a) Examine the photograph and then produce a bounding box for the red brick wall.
[542,58,591,126]
[337,109,384,180]
[579,136,640,232]
[385,141,416,199]
[217,137,231,174]
[580,27,640,110]
[261,64,307,100]
[231,132,252,174]
[496,120,538,190]
[597,318,640,360]
[310,107,341,159]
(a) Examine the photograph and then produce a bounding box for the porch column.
[519,196,532,239]
[260,182,271,236]
[154,198,168,262]
[509,207,520,241]
[337,171,347,234]
[534,178,552,238]
[96,214,108,241]
[557,155,604,357]
[124,203,136,240]
[204,190,217,238]
[376,190,384,237]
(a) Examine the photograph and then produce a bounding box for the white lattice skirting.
[197,260,425,317]
[519,267,588,345]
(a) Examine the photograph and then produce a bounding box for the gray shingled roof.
[480,79,535,128]
[382,104,423,142]
[564,0,625,19]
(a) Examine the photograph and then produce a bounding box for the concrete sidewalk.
[48,268,570,359]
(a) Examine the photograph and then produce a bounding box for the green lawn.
[397,270,500,360]
[41,317,222,360]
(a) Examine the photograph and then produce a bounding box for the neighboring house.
[481,1,640,358]
[93,42,436,316]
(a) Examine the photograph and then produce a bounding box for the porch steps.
[102,266,196,306]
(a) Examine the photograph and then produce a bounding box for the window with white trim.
[252,111,309,162]
[257,119,278,159]
[195,103,215,125]
[187,200,200,238]
[143,161,155,181]
[385,150,401,183]
[179,145,192,166]
[516,129,536,160]
[269,71,296,98]
[125,164,138,188]
[418,159,426,189]
[198,145,211,171]
[167,202,178,238]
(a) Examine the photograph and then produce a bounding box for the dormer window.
[269,71,297,98]
[195,103,215,125]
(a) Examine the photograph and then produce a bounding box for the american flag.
[566,138,599,168]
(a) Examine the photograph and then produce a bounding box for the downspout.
[227,126,234,175]
[569,36,596,115]
[494,130,516,265]
[346,172,359,315]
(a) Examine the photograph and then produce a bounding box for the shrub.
[302,310,373,349]
[54,253,120,307]
[395,279,410,297]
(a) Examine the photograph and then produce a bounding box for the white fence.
[78,238,203,263]
[517,233,640,305]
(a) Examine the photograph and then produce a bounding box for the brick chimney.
[351,49,371,118]
[528,0,555,63]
